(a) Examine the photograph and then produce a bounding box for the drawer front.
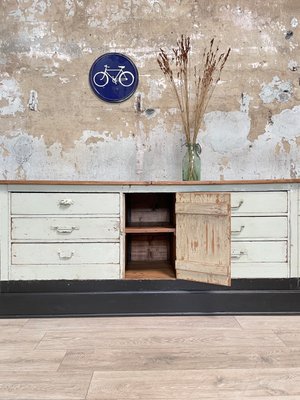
[231,241,287,263]
[231,192,288,214]
[9,265,121,280]
[232,263,288,279]
[12,243,119,265]
[11,217,120,241]
[11,193,119,215]
[231,217,288,239]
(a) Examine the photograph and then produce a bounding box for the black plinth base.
[0,279,300,317]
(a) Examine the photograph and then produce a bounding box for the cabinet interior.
[125,193,176,279]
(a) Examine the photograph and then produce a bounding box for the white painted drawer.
[11,193,119,215]
[11,243,119,265]
[231,192,287,214]
[231,217,288,239]
[232,263,288,279]
[11,217,120,241]
[231,241,287,263]
[9,265,121,280]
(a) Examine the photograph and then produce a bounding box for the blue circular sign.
[89,53,139,103]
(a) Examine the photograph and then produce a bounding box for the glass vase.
[182,143,201,181]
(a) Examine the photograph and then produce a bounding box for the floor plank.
[236,315,300,330]
[58,346,300,372]
[86,369,247,399]
[24,316,241,330]
[243,367,300,397]
[275,330,300,346]
[0,371,91,400]
[86,368,300,399]
[0,328,46,350]
[0,318,28,327]
[0,349,66,371]
[37,328,284,350]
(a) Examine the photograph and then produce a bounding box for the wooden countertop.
[1,179,300,186]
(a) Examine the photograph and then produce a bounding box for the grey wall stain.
[260,77,293,104]
[12,135,33,165]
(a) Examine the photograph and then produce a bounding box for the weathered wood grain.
[87,368,300,400]
[59,346,300,372]
[2,316,300,399]
[275,330,300,346]
[176,192,231,285]
[2,178,300,185]
[24,316,241,331]
[37,328,284,350]
[236,315,300,330]
[86,369,247,399]
[0,371,91,400]
[0,328,46,350]
[0,318,28,327]
[0,349,66,371]
[87,368,300,399]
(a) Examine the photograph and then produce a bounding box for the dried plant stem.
[170,79,189,140]
[183,70,190,143]
[157,35,230,146]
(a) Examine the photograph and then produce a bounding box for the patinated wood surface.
[2,178,300,186]
[176,192,231,285]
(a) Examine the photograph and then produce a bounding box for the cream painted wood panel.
[9,264,120,280]
[232,263,288,278]
[1,185,296,282]
[0,187,9,280]
[231,241,287,263]
[231,192,287,214]
[11,192,120,215]
[11,217,120,241]
[11,243,119,265]
[231,216,288,239]
[176,192,231,286]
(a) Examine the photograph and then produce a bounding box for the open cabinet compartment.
[125,193,175,228]
[124,191,231,285]
[125,193,176,279]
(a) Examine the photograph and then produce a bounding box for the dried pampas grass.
[157,35,231,144]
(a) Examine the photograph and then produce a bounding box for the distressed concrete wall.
[0,0,300,180]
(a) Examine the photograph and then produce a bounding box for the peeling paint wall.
[1,0,300,180]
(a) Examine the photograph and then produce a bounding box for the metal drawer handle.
[59,199,74,206]
[113,225,119,232]
[51,226,79,234]
[58,250,74,260]
[231,250,247,259]
[231,225,245,235]
[231,200,244,210]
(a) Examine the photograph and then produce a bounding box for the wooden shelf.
[125,226,175,234]
[2,179,300,185]
[125,261,176,280]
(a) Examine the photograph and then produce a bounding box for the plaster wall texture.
[0,0,300,181]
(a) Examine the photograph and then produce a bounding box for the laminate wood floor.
[1,316,300,399]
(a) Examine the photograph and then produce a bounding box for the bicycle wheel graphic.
[93,72,109,88]
[119,71,134,87]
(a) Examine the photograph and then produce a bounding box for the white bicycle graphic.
[93,65,135,88]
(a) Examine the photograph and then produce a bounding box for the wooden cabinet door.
[175,192,231,286]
